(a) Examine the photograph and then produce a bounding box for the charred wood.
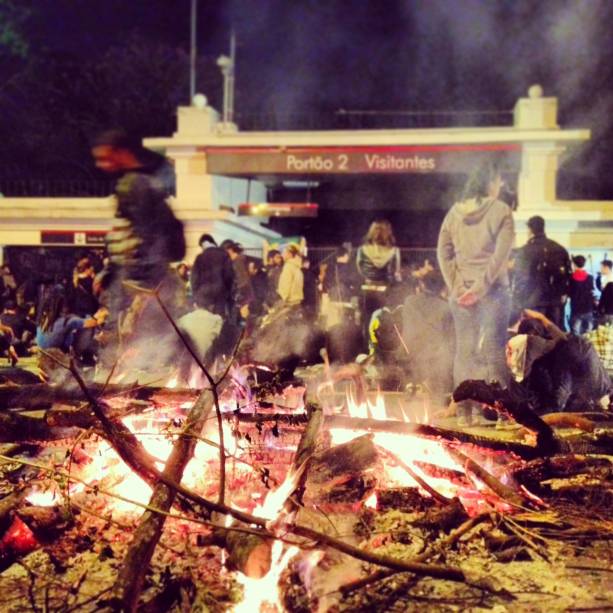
[453,380,563,455]
[310,433,378,483]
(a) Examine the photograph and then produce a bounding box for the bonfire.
[0,298,611,611]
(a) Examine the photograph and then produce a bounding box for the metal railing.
[243,246,437,268]
[0,179,113,198]
[234,109,513,132]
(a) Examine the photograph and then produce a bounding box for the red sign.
[203,145,520,175]
[41,231,107,246]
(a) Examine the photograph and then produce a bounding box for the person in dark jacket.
[512,216,571,329]
[597,259,613,325]
[191,234,235,318]
[324,247,359,304]
[507,310,611,413]
[356,220,401,343]
[223,241,254,323]
[264,250,283,309]
[568,255,596,335]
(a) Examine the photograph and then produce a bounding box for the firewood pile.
[0,359,611,612]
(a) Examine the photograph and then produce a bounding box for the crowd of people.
[0,146,611,422]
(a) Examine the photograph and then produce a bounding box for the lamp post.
[189,0,197,101]
[217,31,236,124]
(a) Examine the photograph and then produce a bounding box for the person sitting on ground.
[506,309,611,413]
[569,255,596,335]
[0,301,36,362]
[35,291,108,356]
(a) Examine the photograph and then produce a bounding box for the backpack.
[534,242,570,300]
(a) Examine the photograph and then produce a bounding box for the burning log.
[16,505,71,540]
[289,402,324,509]
[323,415,542,459]
[0,411,80,442]
[0,382,196,410]
[212,529,274,579]
[310,433,378,482]
[446,448,528,509]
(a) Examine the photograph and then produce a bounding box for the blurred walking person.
[437,160,514,423]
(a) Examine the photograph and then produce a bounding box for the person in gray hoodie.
[437,160,515,403]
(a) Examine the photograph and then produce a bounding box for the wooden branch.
[340,513,491,595]
[0,382,196,410]
[453,380,564,455]
[286,401,324,513]
[446,448,527,508]
[113,387,215,612]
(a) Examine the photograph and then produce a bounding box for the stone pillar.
[517,142,565,211]
[514,84,563,213]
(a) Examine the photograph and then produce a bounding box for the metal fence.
[0,179,113,198]
[243,246,437,268]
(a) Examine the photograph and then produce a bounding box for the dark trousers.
[531,304,565,330]
[450,287,511,388]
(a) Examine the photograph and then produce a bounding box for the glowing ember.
[363,491,378,509]
[26,488,60,507]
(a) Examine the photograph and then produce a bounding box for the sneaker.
[495,416,510,430]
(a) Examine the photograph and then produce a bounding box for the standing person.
[356,220,401,341]
[598,259,613,325]
[265,249,283,309]
[569,255,596,334]
[190,234,234,318]
[247,260,268,317]
[277,244,304,308]
[222,241,254,323]
[324,247,358,303]
[512,216,571,329]
[437,160,514,404]
[91,130,185,342]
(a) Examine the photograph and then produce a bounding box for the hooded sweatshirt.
[569,269,595,316]
[437,197,514,300]
[278,257,304,306]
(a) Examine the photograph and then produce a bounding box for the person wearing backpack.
[512,216,571,329]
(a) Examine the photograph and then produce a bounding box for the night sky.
[2,0,613,244]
